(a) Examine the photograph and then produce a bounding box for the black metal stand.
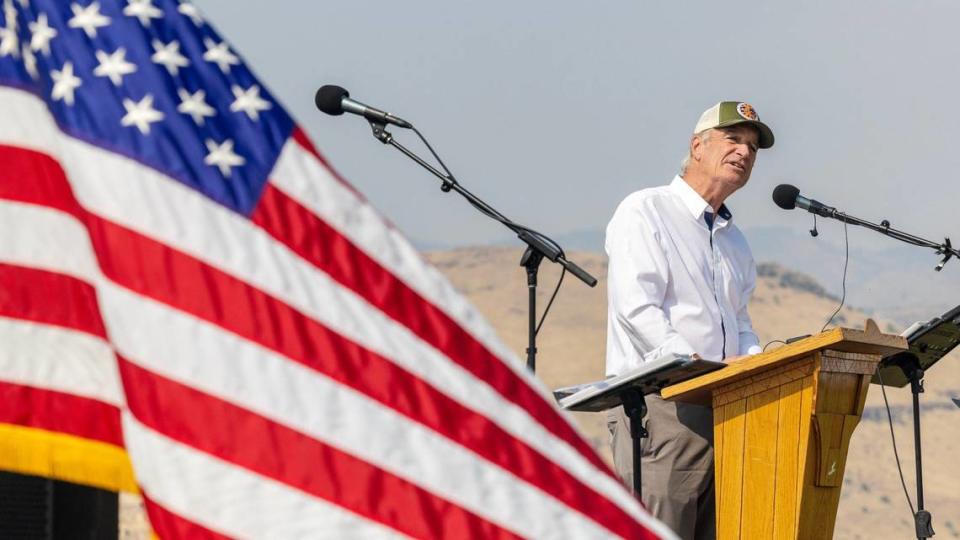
[887,353,936,539]
[620,388,649,499]
[521,247,544,371]
[367,120,597,374]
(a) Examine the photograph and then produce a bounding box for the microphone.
[772,184,837,218]
[315,85,412,129]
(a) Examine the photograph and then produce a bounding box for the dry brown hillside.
[426,247,960,540]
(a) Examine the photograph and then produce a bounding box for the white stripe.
[0,200,100,283]
[102,283,616,540]
[121,413,406,539]
[270,141,526,379]
[0,87,650,524]
[0,317,123,407]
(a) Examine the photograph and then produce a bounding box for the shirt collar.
[670,175,733,225]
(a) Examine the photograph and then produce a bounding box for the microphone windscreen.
[772,184,800,209]
[315,85,349,115]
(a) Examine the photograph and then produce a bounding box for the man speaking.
[604,102,774,539]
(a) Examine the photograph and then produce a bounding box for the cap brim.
[718,119,775,149]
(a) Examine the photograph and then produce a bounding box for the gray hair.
[678,129,713,176]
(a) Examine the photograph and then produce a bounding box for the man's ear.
[690,134,705,162]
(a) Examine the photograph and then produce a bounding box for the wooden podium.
[661,324,907,539]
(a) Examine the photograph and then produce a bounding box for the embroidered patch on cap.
[736,102,758,120]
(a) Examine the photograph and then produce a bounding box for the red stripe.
[0,381,123,447]
[252,182,610,475]
[0,263,107,339]
[0,143,651,537]
[119,358,523,540]
[140,492,231,540]
[0,144,86,221]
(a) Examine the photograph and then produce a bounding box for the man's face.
[693,124,759,190]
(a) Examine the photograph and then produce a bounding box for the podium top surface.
[661,326,907,404]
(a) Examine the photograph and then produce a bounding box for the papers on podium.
[555,354,725,412]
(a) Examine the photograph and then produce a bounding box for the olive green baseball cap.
[694,101,775,148]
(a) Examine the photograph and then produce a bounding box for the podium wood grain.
[662,325,906,539]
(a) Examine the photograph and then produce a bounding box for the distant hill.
[426,246,960,540]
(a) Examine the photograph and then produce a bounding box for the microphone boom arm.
[817,207,959,271]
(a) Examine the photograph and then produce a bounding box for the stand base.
[915,510,934,539]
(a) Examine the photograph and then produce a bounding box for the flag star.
[29,12,57,56]
[3,0,17,30]
[0,27,18,58]
[177,88,215,125]
[123,0,163,27]
[17,0,27,7]
[202,38,238,74]
[68,2,111,38]
[121,94,164,135]
[151,39,189,76]
[230,84,271,121]
[21,43,37,79]
[50,61,82,106]
[204,138,245,177]
[177,2,203,26]
[94,47,136,86]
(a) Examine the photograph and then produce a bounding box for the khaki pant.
[607,395,715,540]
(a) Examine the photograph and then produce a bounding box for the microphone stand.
[366,120,597,374]
[811,206,955,538]
[815,208,959,271]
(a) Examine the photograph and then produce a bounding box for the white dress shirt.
[605,176,762,376]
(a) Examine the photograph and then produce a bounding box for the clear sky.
[194,1,960,261]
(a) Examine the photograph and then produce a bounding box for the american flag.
[0,1,672,537]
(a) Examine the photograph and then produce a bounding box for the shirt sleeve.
[736,259,763,356]
[606,200,698,363]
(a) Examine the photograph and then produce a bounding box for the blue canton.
[0,0,294,216]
